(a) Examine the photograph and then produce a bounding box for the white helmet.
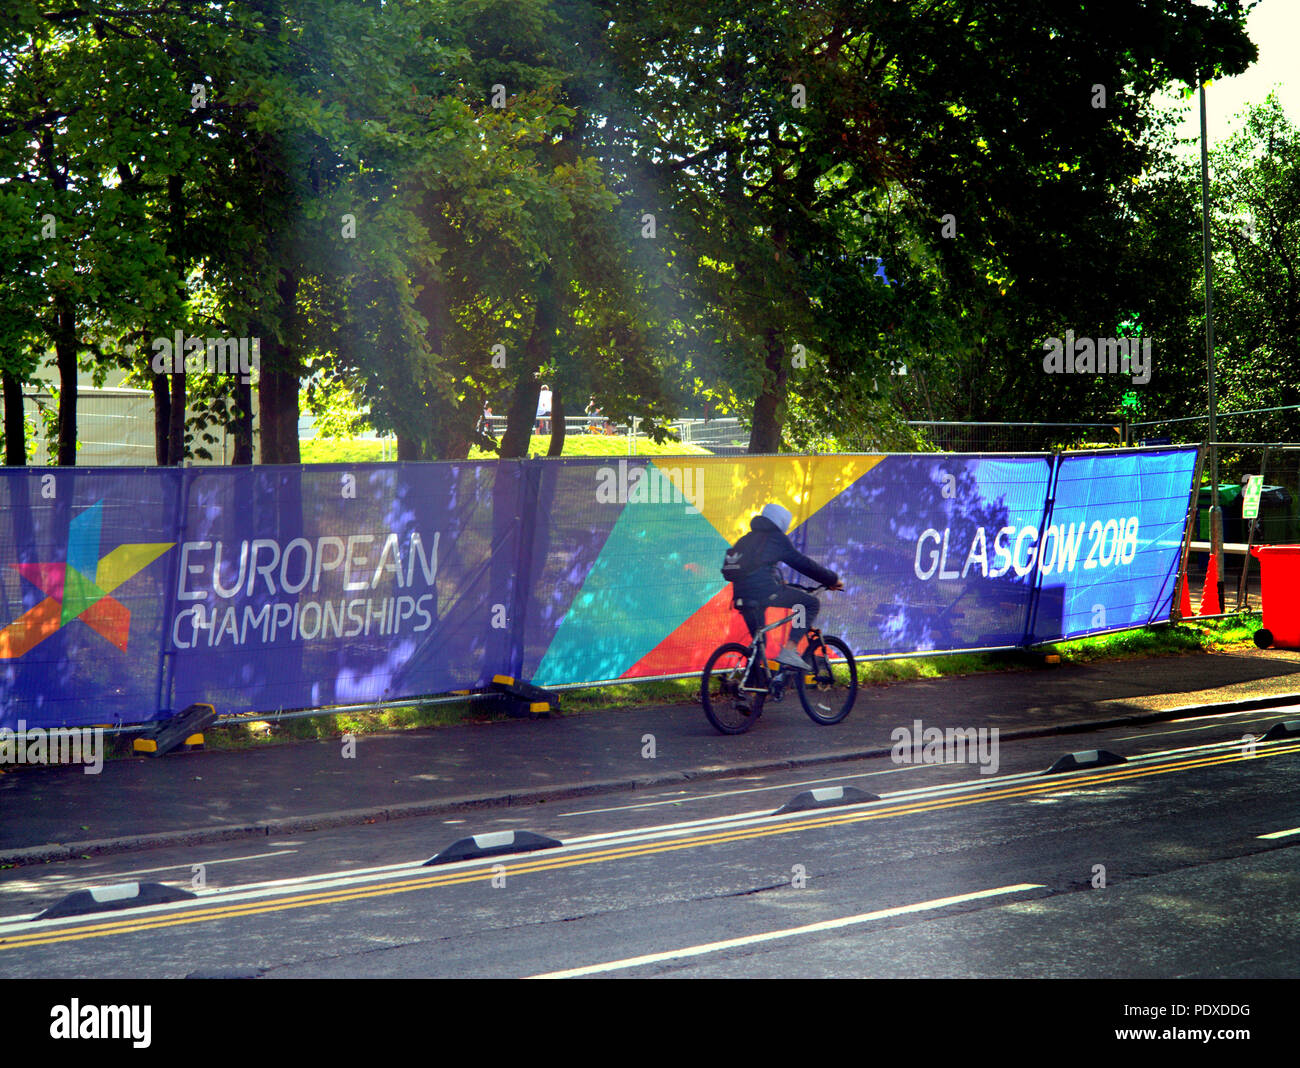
[761,502,792,533]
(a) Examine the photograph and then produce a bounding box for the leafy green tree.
[389,0,669,461]
[1198,96,1300,443]
[1,0,240,465]
[598,0,1256,452]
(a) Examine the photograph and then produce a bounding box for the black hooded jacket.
[722,515,839,599]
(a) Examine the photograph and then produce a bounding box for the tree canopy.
[0,0,1266,464]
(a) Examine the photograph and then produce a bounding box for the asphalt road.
[2,702,1297,980]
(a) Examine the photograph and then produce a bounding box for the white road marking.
[0,850,303,907]
[558,763,948,817]
[1163,703,1300,724]
[5,735,1289,935]
[1113,714,1290,742]
[528,883,1046,978]
[94,851,299,880]
[569,710,1300,819]
[1257,827,1300,840]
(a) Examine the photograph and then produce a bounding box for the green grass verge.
[199,699,509,753]
[300,435,712,464]
[480,435,713,459]
[1039,613,1261,662]
[299,438,393,464]
[188,612,1265,754]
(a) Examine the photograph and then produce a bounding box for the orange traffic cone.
[1199,553,1221,616]
[1179,572,1193,618]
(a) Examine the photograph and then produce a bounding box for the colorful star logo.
[0,501,173,660]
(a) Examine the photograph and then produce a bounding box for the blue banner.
[1029,449,1197,641]
[0,447,1198,729]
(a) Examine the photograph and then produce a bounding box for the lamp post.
[1194,13,1223,611]
[1198,73,1224,609]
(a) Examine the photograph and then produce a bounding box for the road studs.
[184,967,266,979]
[1044,749,1128,775]
[36,881,197,921]
[774,785,879,815]
[422,829,563,866]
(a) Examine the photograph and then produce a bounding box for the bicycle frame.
[704,583,853,733]
[735,613,823,693]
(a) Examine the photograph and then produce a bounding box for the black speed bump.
[1044,749,1127,775]
[37,881,197,920]
[1260,720,1300,742]
[422,829,563,866]
[775,785,879,815]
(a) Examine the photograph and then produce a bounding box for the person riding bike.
[721,502,843,671]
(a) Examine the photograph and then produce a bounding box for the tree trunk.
[151,372,171,465]
[276,270,301,465]
[40,131,78,465]
[259,362,280,464]
[168,370,186,465]
[165,172,187,465]
[499,373,540,460]
[3,370,25,466]
[747,134,791,455]
[231,378,254,464]
[54,297,78,466]
[547,387,566,456]
[411,191,452,460]
[748,325,788,453]
[444,425,473,460]
[258,271,301,464]
[397,432,423,462]
[500,267,558,459]
[260,369,301,464]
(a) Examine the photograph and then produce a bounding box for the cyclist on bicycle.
[721,502,843,671]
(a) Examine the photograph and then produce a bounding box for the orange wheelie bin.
[1249,544,1300,649]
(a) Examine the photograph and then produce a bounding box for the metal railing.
[23,389,156,466]
[480,415,747,455]
[906,420,1119,453]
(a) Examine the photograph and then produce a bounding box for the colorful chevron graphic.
[533,455,883,685]
[0,501,173,660]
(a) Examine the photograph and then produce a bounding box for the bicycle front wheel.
[796,634,857,725]
[701,642,766,734]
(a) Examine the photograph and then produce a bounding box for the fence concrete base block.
[490,675,559,718]
[136,703,218,757]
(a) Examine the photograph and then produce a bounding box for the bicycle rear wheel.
[701,642,766,734]
[796,634,857,725]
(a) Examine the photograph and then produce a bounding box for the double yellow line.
[4,739,1297,952]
